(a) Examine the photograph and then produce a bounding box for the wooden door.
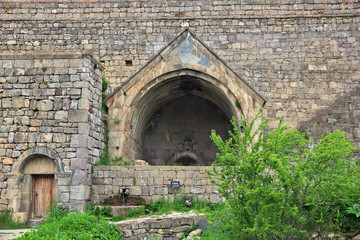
[32,175,54,218]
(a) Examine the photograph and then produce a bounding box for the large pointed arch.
[106,29,266,162]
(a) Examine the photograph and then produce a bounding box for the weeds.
[0,209,28,229]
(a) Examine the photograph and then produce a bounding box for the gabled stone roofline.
[105,28,266,106]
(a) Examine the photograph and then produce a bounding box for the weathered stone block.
[354,128,360,138]
[14,132,27,143]
[53,133,66,142]
[78,123,90,134]
[70,135,89,148]
[37,100,53,111]
[76,148,89,158]
[68,110,89,122]
[58,192,70,203]
[71,158,88,170]
[55,111,69,120]
[41,133,53,142]
[12,97,25,108]
[70,186,90,200]
[71,170,88,185]
[3,158,13,165]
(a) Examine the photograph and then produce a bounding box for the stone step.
[27,218,45,228]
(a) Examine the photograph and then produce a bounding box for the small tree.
[208,110,360,239]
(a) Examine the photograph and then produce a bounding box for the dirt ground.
[0,229,31,240]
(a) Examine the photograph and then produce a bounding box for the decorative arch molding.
[12,147,64,174]
[129,68,240,145]
[106,29,266,162]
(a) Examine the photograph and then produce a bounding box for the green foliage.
[143,194,223,216]
[110,215,127,222]
[114,119,121,124]
[0,209,28,229]
[85,203,112,218]
[208,109,360,239]
[124,208,145,218]
[235,99,241,110]
[101,76,109,115]
[113,156,129,166]
[17,212,121,240]
[346,203,360,217]
[98,76,128,166]
[132,177,137,185]
[45,203,69,222]
[41,66,47,72]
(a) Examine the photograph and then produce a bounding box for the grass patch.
[0,209,29,229]
[17,204,122,240]
[144,194,225,216]
[109,195,225,222]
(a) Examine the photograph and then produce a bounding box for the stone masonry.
[0,53,104,219]
[0,0,359,130]
[92,166,222,204]
[0,0,359,222]
[114,212,205,240]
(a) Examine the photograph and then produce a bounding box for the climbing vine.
[99,77,128,166]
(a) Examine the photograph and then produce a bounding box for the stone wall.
[0,1,359,129]
[91,166,222,203]
[298,85,360,150]
[114,212,205,240]
[0,53,104,217]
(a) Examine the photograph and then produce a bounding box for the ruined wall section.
[0,53,104,212]
[0,1,359,129]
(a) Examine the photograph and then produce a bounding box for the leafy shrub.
[208,110,360,239]
[17,212,121,240]
[85,203,112,218]
[46,203,69,222]
[347,203,360,217]
[0,209,28,229]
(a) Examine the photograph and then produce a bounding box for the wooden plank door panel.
[32,175,54,218]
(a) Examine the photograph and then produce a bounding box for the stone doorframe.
[106,29,266,163]
[9,147,67,222]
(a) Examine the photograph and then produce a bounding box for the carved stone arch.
[106,29,266,163]
[12,147,64,174]
[129,68,241,150]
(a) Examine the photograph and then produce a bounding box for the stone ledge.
[113,211,205,240]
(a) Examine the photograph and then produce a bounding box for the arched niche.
[130,72,235,166]
[106,30,266,163]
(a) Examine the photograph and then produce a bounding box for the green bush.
[347,203,360,217]
[17,212,121,240]
[45,204,69,222]
[208,110,360,239]
[0,209,28,229]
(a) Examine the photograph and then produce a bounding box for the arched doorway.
[19,154,56,219]
[12,147,64,222]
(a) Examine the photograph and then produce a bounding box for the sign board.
[170,181,180,189]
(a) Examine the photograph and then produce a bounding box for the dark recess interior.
[143,94,231,166]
